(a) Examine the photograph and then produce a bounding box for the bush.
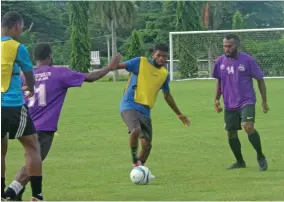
[243,35,284,76]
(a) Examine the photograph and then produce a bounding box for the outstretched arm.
[163,92,182,115]
[85,66,111,82]
[85,54,121,82]
[162,77,190,126]
[116,57,140,75]
[163,92,190,126]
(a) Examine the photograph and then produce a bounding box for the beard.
[152,59,164,68]
[225,49,238,58]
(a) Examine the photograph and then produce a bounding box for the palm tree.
[90,1,135,81]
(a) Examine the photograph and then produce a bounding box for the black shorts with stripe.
[1,105,36,139]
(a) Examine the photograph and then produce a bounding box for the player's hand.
[177,114,190,126]
[214,100,223,113]
[22,86,34,99]
[107,53,121,71]
[261,102,269,114]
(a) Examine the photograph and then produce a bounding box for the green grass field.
[6,79,284,201]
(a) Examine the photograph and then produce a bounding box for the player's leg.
[225,109,246,169]
[137,115,152,165]
[121,110,142,167]
[9,132,55,201]
[1,107,10,199]
[138,138,152,165]
[5,106,43,200]
[1,136,8,199]
[241,104,267,171]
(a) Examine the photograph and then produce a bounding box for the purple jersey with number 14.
[212,52,264,110]
[21,66,86,132]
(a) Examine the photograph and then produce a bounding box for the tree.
[90,1,135,81]
[19,30,36,64]
[69,2,91,72]
[232,11,244,29]
[237,2,283,28]
[175,1,202,78]
[127,29,144,59]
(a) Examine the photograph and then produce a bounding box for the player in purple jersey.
[5,43,121,201]
[213,34,269,171]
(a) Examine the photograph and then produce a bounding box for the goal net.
[168,28,284,81]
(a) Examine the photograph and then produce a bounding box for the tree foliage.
[175,1,202,78]
[69,1,91,72]
[1,1,283,77]
[232,11,244,29]
[127,29,144,59]
[244,36,284,76]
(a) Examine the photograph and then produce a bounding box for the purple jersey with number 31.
[21,66,86,132]
[212,52,264,110]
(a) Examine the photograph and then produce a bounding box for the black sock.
[1,178,5,198]
[131,147,138,163]
[30,176,43,200]
[229,137,245,163]
[248,130,265,159]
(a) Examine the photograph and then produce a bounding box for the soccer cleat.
[132,160,142,168]
[13,186,25,201]
[30,196,43,201]
[226,161,246,170]
[150,174,156,180]
[258,157,268,171]
[30,193,43,202]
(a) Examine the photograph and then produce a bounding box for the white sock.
[8,181,23,195]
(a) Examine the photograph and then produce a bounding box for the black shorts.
[121,109,152,141]
[224,104,256,131]
[38,131,55,161]
[1,105,36,139]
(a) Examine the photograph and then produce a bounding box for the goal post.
[168,28,284,81]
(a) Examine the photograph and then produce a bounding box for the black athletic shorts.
[224,104,256,131]
[1,105,36,139]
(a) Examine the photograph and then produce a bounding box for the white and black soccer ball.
[130,166,152,185]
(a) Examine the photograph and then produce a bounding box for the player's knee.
[242,122,255,135]
[20,134,41,155]
[130,127,141,137]
[227,130,238,138]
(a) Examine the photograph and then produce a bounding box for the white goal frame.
[169,28,284,81]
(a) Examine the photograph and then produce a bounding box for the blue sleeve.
[124,57,140,75]
[161,75,170,93]
[15,44,33,72]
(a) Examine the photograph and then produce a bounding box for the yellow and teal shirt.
[120,57,170,118]
[1,36,33,107]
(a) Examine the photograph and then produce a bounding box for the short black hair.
[224,34,240,45]
[1,11,23,29]
[153,44,169,52]
[33,43,52,61]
